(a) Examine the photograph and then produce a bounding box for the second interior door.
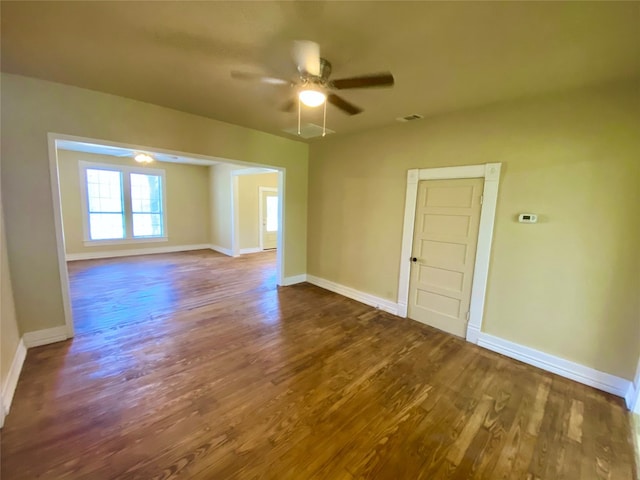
[408,177,483,337]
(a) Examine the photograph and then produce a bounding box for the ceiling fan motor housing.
[319,58,332,81]
[300,58,332,87]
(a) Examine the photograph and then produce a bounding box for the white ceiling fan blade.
[293,40,320,76]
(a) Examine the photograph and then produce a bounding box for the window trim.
[78,160,168,246]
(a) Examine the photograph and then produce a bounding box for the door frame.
[397,163,502,343]
[258,186,278,251]
[631,355,640,413]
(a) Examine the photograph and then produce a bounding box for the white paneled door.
[408,178,483,337]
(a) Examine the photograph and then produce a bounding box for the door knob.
[411,257,418,263]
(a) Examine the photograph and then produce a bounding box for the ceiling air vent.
[283,123,335,139]
[396,114,424,122]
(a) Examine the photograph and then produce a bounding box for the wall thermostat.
[518,213,538,223]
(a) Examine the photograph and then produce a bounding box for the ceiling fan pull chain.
[297,97,301,136]
[322,101,327,137]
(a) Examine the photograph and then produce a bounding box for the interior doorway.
[48,133,287,336]
[231,171,279,255]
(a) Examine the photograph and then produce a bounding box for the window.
[80,162,166,244]
[86,169,124,240]
[130,173,164,237]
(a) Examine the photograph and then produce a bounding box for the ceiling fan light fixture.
[134,153,154,164]
[299,88,326,107]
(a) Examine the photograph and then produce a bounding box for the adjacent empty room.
[56,140,282,335]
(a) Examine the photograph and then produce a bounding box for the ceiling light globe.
[134,153,154,164]
[299,89,326,107]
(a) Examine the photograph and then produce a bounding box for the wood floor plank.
[0,250,635,479]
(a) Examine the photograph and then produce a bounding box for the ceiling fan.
[231,40,394,116]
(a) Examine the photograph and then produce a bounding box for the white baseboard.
[2,328,70,427]
[1,338,27,427]
[306,274,399,315]
[477,333,633,403]
[466,324,481,344]
[209,244,236,257]
[280,274,307,286]
[239,247,262,255]
[66,243,211,261]
[23,326,69,348]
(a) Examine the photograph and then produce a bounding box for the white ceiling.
[56,140,276,174]
[56,140,221,166]
[2,2,639,141]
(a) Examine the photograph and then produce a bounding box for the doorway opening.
[48,134,286,336]
[230,171,280,256]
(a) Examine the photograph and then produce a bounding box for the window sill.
[83,237,168,247]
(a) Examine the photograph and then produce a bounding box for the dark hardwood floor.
[66,249,278,335]
[0,250,636,479]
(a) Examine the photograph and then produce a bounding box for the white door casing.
[397,163,502,343]
[407,178,483,338]
[632,355,640,414]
